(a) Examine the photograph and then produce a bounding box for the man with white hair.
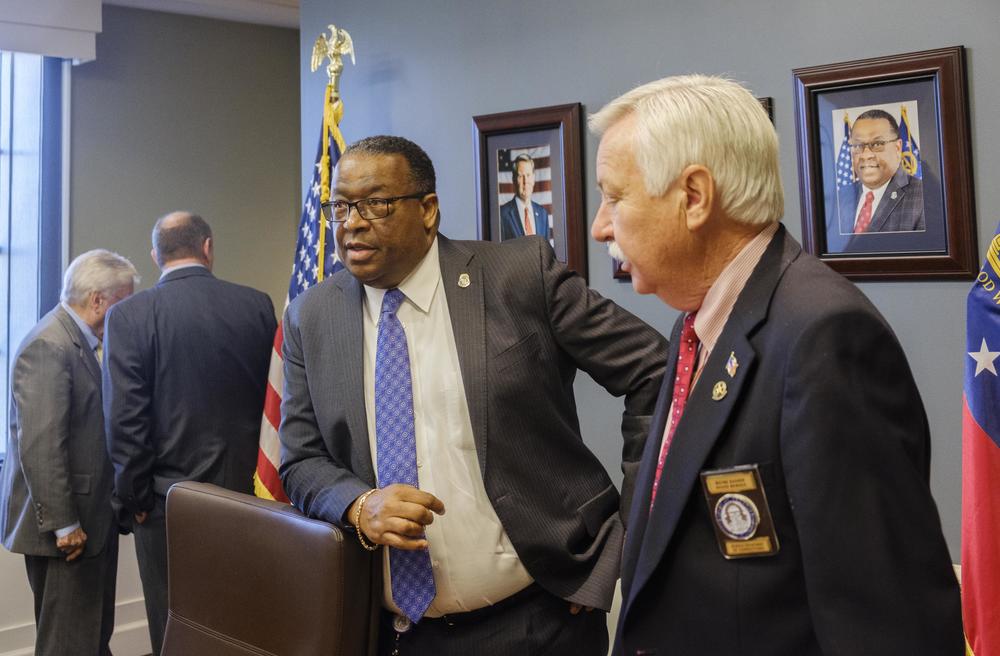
[590,75,961,654]
[0,249,137,656]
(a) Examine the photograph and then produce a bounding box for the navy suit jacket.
[615,226,961,655]
[500,198,549,240]
[280,235,667,610]
[103,267,276,513]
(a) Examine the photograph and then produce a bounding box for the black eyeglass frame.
[321,192,431,223]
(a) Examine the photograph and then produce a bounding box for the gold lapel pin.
[458,273,471,288]
[712,381,728,401]
[725,352,739,378]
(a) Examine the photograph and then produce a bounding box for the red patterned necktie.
[650,312,699,510]
[853,191,875,233]
[523,206,535,236]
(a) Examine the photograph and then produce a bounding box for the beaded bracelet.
[353,489,378,552]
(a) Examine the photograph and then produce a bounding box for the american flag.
[497,145,553,240]
[835,111,856,191]
[254,122,344,502]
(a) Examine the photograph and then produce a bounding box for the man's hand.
[349,484,445,550]
[134,511,148,525]
[55,527,87,562]
[569,603,594,615]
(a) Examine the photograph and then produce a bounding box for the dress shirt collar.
[856,177,891,218]
[60,302,99,351]
[159,262,207,280]
[363,236,441,319]
[694,222,779,354]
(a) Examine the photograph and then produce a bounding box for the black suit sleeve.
[536,240,668,520]
[103,305,156,514]
[780,307,961,651]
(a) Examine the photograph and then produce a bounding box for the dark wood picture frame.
[793,46,977,281]
[473,103,586,280]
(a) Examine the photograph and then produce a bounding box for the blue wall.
[300,0,1000,558]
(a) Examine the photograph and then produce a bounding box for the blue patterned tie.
[375,288,436,623]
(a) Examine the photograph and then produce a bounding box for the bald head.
[152,211,213,269]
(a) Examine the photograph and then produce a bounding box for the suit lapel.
[332,273,375,484]
[868,168,909,232]
[623,226,799,617]
[54,306,101,386]
[437,236,489,477]
[619,316,684,601]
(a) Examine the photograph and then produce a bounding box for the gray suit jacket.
[1,306,114,558]
[279,235,667,610]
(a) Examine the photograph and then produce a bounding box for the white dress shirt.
[362,237,533,616]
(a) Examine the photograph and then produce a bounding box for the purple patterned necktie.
[375,288,436,623]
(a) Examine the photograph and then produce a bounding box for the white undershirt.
[362,237,533,616]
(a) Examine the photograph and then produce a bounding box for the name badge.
[699,464,779,559]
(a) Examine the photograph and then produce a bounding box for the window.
[0,52,66,459]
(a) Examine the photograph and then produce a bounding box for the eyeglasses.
[848,137,899,155]
[321,192,430,223]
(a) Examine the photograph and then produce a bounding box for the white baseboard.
[0,597,150,656]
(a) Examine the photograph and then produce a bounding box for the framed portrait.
[473,103,586,280]
[793,46,977,280]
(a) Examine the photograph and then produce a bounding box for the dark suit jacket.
[500,198,550,240]
[279,235,667,610]
[616,226,961,655]
[103,267,276,513]
[841,167,925,235]
[1,306,114,558]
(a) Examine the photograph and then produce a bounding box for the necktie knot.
[381,288,405,317]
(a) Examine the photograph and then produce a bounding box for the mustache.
[607,241,627,264]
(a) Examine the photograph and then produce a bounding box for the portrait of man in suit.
[103,212,276,656]
[1,249,138,656]
[281,135,667,656]
[589,74,961,655]
[844,108,924,234]
[499,152,551,240]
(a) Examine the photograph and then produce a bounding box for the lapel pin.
[712,381,728,401]
[725,351,739,378]
[890,191,898,200]
[458,273,471,288]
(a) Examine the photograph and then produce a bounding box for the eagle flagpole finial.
[310,24,355,98]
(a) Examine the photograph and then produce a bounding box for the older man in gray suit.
[280,136,667,656]
[0,249,138,656]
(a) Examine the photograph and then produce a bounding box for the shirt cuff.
[54,522,80,538]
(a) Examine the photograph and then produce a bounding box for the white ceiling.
[103,0,299,29]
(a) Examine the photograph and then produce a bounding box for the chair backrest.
[162,481,378,656]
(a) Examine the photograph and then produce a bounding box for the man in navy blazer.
[103,212,276,655]
[590,75,961,655]
[499,154,550,240]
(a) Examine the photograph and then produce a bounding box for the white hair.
[60,249,140,305]
[589,74,784,226]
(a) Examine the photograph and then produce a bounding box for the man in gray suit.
[280,136,667,656]
[1,249,138,656]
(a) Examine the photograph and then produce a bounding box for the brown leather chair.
[162,481,378,656]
